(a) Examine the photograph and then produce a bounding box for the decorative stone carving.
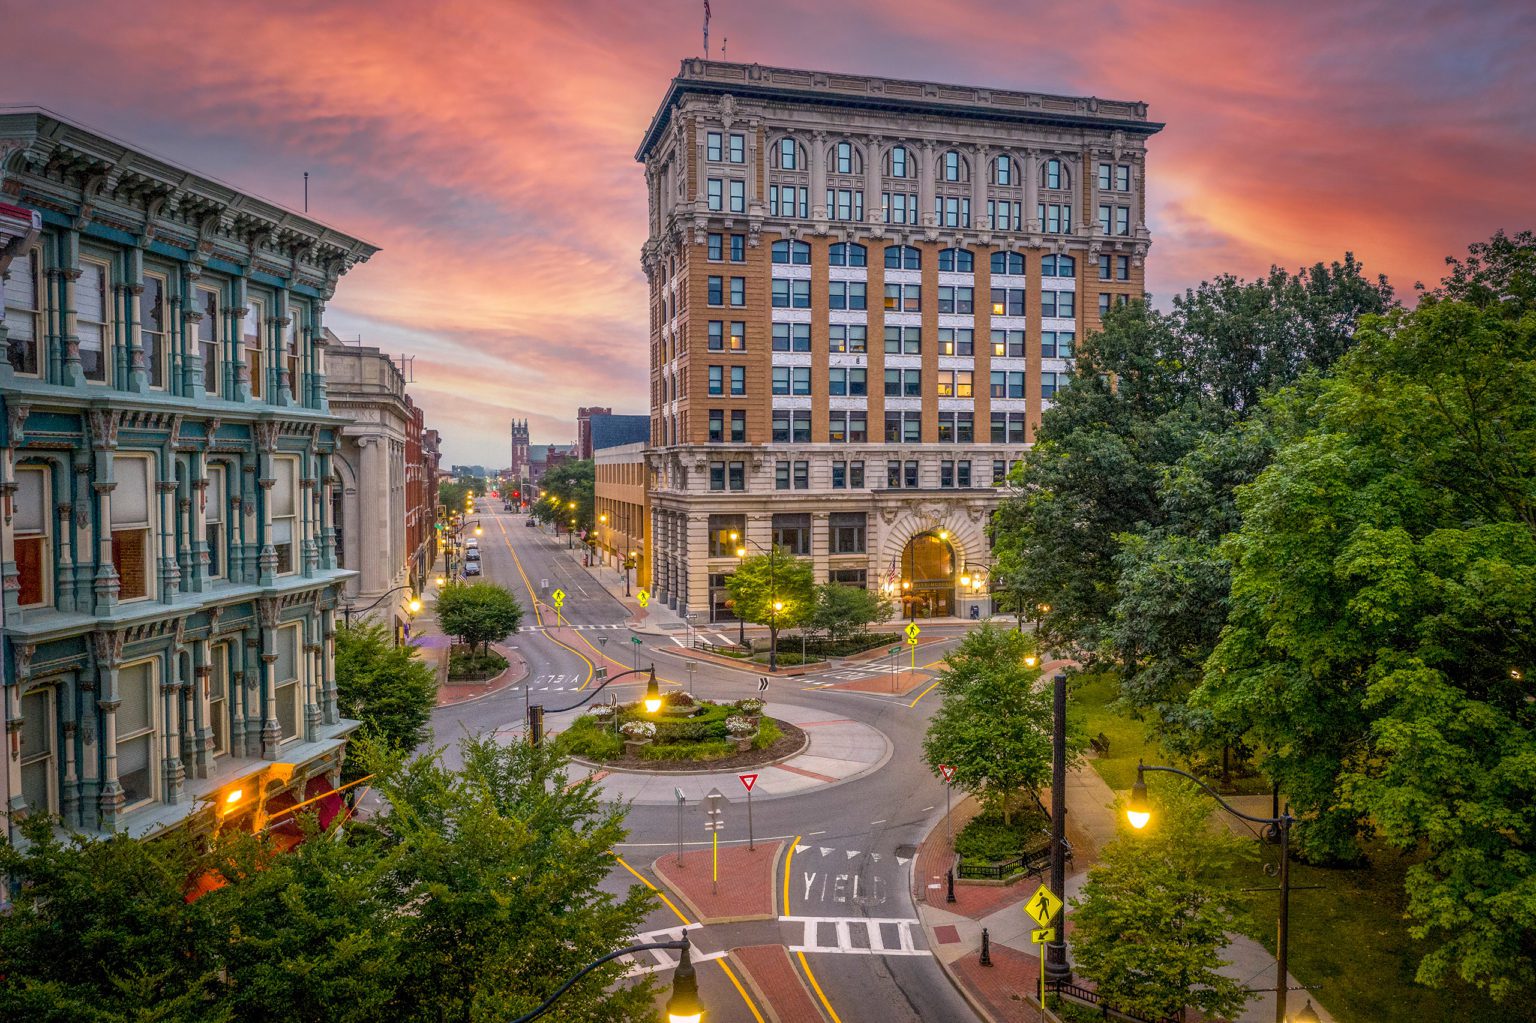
[87,409,119,450]
[90,630,124,668]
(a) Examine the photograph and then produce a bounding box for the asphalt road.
[426,500,982,1023]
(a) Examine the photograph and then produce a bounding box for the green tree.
[1071,781,1247,1023]
[335,619,437,757]
[437,480,471,514]
[725,546,814,657]
[433,581,523,657]
[921,625,1062,823]
[1198,231,1536,997]
[534,459,596,533]
[806,582,892,643]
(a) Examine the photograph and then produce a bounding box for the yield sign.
[1025,884,1063,928]
[939,764,956,783]
[739,773,758,793]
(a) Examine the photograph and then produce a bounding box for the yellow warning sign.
[1024,884,1062,927]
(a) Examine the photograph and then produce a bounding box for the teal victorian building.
[0,109,378,842]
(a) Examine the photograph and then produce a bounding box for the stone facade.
[636,61,1162,621]
[0,109,376,840]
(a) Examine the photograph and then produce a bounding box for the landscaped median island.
[555,692,808,771]
[954,802,1053,882]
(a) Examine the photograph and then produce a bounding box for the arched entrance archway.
[900,531,956,619]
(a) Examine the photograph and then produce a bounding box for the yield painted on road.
[782,916,931,957]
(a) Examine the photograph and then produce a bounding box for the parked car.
[465,548,481,562]
[463,561,482,577]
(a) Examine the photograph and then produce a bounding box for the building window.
[884,283,920,312]
[991,370,1027,399]
[77,259,110,383]
[1116,164,1132,191]
[771,366,811,396]
[1116,255,1130,281]
[1042,158,1069,189]
[826,188,864,221]
[707,131,723,161]
[1042,291,1076,318]
[1041,254,1076,278]
[729,277,746,306]
[987,199,1023,231]
[730,409,746,441]
[990,288,1026,317]
[707,233,724,260]
[708,321,724,351]
[772,279,811,308]
[1042,372,1063,399]
[1037,204,1072,235]
[992,329,1026,358]
[937,286,974,314]
[884,326,921,355]
[286,304,304,399]
[730,366,745,395]
[994,459,1008,485]
[1099,292,1112,315]
[829,280,867,310]
[245,298,265,399]
[729,180,746,213]
[1041,331,1075,359]
[829,242,867,267]
[883,411,921,443]
[775,460,791,490]
[991,252,1025,277]
[1099,255,1113,281]
[770,409,812,443]
[707,178,723,211]
[206,464,226,579]
[112,455,153,600]
[828,367,867,396]
[830,324,867,353]
[708,409,725,443]
[771,239,812,265]
[1116,207,1130,235]
[937,412,975,443]
[769,185,809,218]
[884,368,922,398]
[938,248,974,273]
[707,276,724,306]
[729,321,745,350]
[20,686,56,813]
[197,286,220,395]
[775,137,802,170]
[3,246,42,375]
[888,145,911,178]
[833,461,866,489]
[728,460,746,490]
[828,410,867,443]
[882,192,919,225]
[275,623,302,742]
[709,514,745,556]
[832,140,861,174]
[830,512,866,553]
[938,328,973,356]
[139,274,171,389]
[992,412,1028,444]
[730,234,746,261]
[728,133,745,163]
[994,154,1016,186]
[772,514,811,555]
[884,245,921,270]
[941,150,966,181]
[1097,162,1112,190]
[793,461,809,490]
[934,195,970,227]
[709,571,737,623]
[708,365,723,395]
[208,642,230,756]
[941,460,955,488]
[271,455,299,575]
[829,568,867,588]
[116,660,158,807]
[709,461,725,491]
[13,465,49,608]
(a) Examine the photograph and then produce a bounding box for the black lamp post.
[341,584,421,633]
[508,931,703,1023]
[1128,763,1296,1023]
[1044,670,1072,984]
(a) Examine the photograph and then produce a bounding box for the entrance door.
[901,532,955,619]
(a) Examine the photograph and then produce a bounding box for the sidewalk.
[913,762,1336,1023]
[545,533,691,636]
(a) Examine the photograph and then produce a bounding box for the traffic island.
[556,692,810,771]
[653,840,784,923]
[729,944,828,1023]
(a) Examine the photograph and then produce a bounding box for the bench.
[1089,732,1111,755]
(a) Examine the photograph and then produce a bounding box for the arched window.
[1041,158,1070,190]
[941,150,968,182]
[772,137,806,170]
[992,155,1018,187]
[1041,254,1076,278]
[990,251,1026,276]
[829,140,864,175]
[938,248,974,273]
[885,145,912,179]
[884,245,921,270]
[772,239,812,265]
[829,242,868,268]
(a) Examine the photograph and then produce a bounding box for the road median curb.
[651,840,784,924]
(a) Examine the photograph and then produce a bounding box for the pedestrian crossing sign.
[904,622,920,644]
[551,589,565,609]
[637,588,650,607]
[1031,927,1056,944]
[1025,884,1063,927]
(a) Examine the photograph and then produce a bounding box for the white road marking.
[781,916,930,957]
[795,844,810,853]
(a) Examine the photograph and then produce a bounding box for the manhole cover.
[896,843,917,858]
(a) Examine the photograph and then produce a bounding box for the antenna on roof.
[722,36,727,58]
[396,355,416,382]
[303,171,309,213]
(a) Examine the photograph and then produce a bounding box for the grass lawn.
[1072,669,1526,1023]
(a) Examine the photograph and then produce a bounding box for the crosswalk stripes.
[781,916,931,957]
[524,623,628,633]
[620,923,728,977]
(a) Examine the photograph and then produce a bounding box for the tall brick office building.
[637,60,1161,623]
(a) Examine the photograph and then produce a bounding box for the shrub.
[662,691,696,708]
[734,697,764,714]
[955,808,1051,862]
[447,648,508,681]
[752,718,783,750]
[638,740,735,762]
[553,717,622,760]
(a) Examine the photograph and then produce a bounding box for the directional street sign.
[739,773,757,792]
[704,787,726,831]
[1031,927,1057,944]
[939,764,956,783]
[888,645,901,656]
[757,676,770,692]
[540,579,548,590]
[636,588,651,607]
[904,622,921,645]
[631,636,643,646]
[551,588,565,609]
[1025,884,1063,927]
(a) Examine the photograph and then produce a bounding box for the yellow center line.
[782,833,802,913]
[495,516,595,687]
[796,950,844,1023]
[614,854,765,1022]
[908,677,944,708]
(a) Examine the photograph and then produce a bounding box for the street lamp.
[623,550,636,597]
[508,931,704,1023]
[341,584,421,631]
[770,599,784,672]
[1128,763,1296,1023]
[568,517,577,549]
[643,671,663,714]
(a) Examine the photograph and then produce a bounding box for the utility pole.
[1044,670,1072,984]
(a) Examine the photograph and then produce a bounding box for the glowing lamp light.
[1024,655,1039,668]
[901,580,911,590]
[225,788,243,805]
[1126,773,1151,830]
[474,525,483,536]
[643,670,663,714]
[960,574,972,587]
[735,547,747,558]
[772,600,784,613]
[407,597,423,615]
[1290,1001,1322,1023]
[937,529,949,541]
[600,514,608,523]
[664,937,704,1023]
[434,576,446,587]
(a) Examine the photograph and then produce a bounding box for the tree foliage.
[1071,781,1247,1023]
[724,547,814,633]
[1198,231,1536,996]
[805,582,892,643]
[532,460,596,532]
[921,625,1066,823]
[334,619,437,759]
[0,736,655,1023]
[433,581,523,656]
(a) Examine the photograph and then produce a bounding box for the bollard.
[980,927,993,967]
[946,868,957,904]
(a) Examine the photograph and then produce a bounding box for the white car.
[465,537,479,549]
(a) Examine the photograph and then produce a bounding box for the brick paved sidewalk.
[730,944,827,1023]
[653,840,783,923]
[951,942,1045,1023]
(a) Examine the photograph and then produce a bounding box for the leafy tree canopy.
[533,460,596,531]
[433,581,523,656]
[335,619,437,760]
[724,547,814,633]
[805,582,892,643]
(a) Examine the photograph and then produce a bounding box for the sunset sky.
[8,1,1533,466]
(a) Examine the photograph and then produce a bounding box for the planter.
[624,739,652,756]
[733,732,759,752]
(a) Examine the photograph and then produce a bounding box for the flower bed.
[555,696,805,770]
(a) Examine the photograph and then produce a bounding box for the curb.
[651,840,784,924]
[567,721,811,775]
[725,950,790,1023]
[647,642,827,677]
[434,643,529,708]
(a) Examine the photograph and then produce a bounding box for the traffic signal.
[513,490,520,500]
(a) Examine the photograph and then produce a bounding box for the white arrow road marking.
[846,850,860,859]
[795,844,810,853]
[621,923,727,976]
[870,853,882,863]
[897,857,910,866]
[820,847,834,857]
